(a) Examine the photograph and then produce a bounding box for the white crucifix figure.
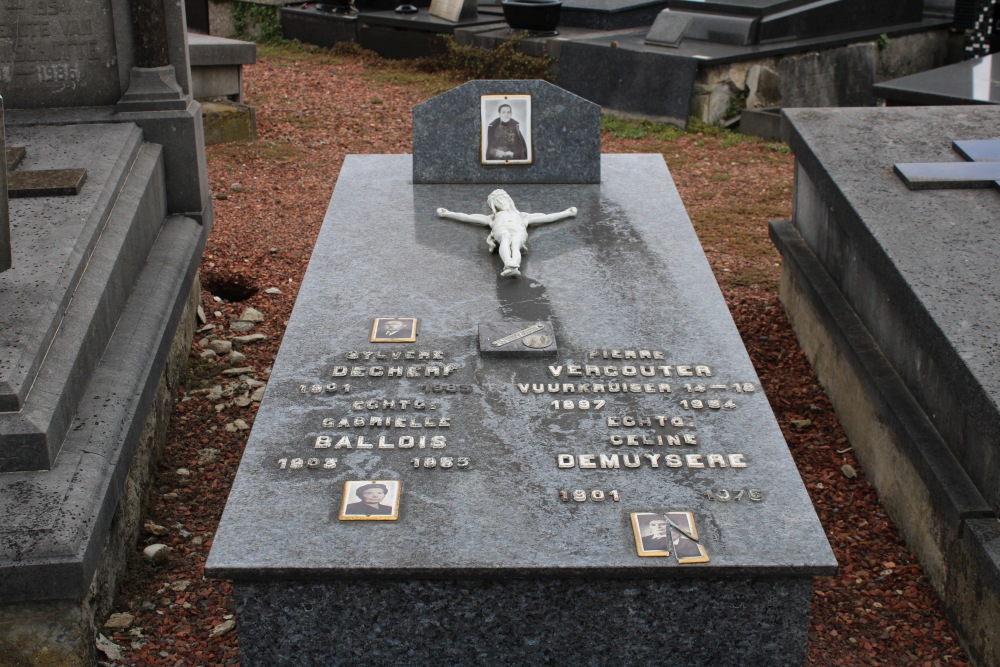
[437,189,577,278]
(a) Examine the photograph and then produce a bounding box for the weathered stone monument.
[0,0,211,662]
[771,104,1000,666]
[207,80,835,664]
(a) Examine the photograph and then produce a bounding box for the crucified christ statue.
[437,189,577,278]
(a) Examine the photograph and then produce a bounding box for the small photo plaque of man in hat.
[339,480,401,520]
[371,317,418,343]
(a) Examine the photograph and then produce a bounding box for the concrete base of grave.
[773,224,1000,667]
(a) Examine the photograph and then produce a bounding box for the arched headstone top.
[412,79,601,184]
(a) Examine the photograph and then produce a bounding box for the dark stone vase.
[501,0,562,32]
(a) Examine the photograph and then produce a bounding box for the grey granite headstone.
[0,94,9,273]
[412,80,601,184]
[207,152,836,663]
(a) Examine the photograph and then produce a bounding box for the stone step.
[0,213,206,602]
[0,125,167,472]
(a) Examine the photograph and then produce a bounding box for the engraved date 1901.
[558,489,620,502]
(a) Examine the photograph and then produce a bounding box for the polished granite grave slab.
[875,53,1000,106]
[207,153,835,664]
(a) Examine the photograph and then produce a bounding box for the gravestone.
[207,80,835,664]
[0,0,211,662]
[771,104,1000,666]
[874,53,1000,106]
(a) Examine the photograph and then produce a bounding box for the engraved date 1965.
[411,456,470,469]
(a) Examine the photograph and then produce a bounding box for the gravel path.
[104,45,969,666]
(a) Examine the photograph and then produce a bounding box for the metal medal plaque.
[478,321,556,357]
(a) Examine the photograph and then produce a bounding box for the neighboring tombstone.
[0,94,9,273]
[0,0,210,662]
[207,81,835,664]
[773,104,1000,666]
[429,0,477,21]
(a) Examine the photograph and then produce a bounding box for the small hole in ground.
[202,271,259,302]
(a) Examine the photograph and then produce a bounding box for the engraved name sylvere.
[346,350,445,360]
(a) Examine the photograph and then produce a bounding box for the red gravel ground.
[104,43,970,666]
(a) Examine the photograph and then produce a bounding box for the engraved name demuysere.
[557,452,747,469]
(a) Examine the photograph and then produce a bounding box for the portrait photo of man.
[481,95,532,165]
[339,480,401,521]
[371,317,418,343]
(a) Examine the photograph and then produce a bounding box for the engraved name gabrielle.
[322,416,452,428]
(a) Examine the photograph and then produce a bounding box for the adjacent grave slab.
[207,152,836,664]
[358,9,505,59]
[772,104,1000,666]
[555,0,668,30]
[413,79,600,184]
[280,4,360,48]
[550,15,948,125]
[875,53,1000,106]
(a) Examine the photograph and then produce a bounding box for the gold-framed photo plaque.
[339,480,401,521]
[481,94,532,165]
[370,317,418,343]
[630,511,710,563]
